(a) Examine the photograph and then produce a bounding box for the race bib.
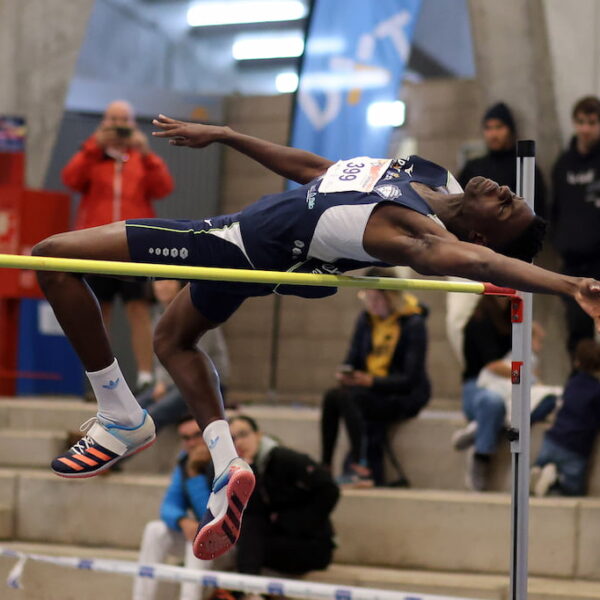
[319,157,392,194]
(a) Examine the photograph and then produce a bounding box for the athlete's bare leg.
[153,283,225,427]
[32,222,129,371]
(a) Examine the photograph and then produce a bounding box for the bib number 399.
[319,157,392,194]
[339,162,365,181]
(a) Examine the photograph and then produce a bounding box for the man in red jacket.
[62,100,174,393]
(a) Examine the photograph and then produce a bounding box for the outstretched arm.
[369,233,600,331]
[152,114,333,184]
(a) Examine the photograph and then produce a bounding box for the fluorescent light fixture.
[276,72,299,93]
[367,101,406,127]
[187,1,307,27]
[301,69,389,92]
[232,36,304,60]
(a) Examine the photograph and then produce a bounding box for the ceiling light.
[367,101,406,127]
[187,1,307,27]
[232,36,304,60]
[276,72,299,93]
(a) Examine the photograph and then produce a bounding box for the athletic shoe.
[193,457,255,560]
[51,411,156,478]
[452,421,478,451]
[532,463,558,497]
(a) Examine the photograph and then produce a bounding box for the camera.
[114,126,133,138]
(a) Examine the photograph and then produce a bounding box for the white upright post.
[509,140,535,600]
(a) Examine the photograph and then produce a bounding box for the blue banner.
[291,0,421,165]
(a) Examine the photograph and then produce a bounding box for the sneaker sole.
[193,468,255,560]
[51,435,156,479]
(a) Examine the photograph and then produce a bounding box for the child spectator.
[531,339,600,496]
[475,321,560,424]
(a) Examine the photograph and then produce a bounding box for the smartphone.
[114,126,133,138]
[338,364,354,375]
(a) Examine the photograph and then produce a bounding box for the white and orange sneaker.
[193,457,255,559]
[51,411,156,478]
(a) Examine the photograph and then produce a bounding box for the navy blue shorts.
[125,216,272,323]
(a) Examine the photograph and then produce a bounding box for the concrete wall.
[0,0,94,188]
[544,0,600,144]
[468,0,561,175]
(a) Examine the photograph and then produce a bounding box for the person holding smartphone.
[320,268,431,486]
[61,100,174,394]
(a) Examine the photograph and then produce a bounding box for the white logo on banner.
[299,11,413,131]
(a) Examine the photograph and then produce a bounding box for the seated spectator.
[133,414,214,600]
[137,279,230,432]
[321,267,430,486]
[452,295,512,491]
[230,415,339,576]
[531,339,600,496]
[475,321,560,425]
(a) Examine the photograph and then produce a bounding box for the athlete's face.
[230,419,261,464]
[463,176,535,249]
[483,118,514,152]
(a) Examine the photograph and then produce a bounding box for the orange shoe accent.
[87,447,112,461]
[76,454,99,467]
[57,457,85,471]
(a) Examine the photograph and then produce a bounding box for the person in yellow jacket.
[320,268,430,486]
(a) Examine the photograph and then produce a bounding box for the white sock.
[203,420,238,475]
[136,371,154,388]
[87,359,145,427]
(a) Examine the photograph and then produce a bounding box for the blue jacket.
[160,452,212,531]
[547,372,600,458]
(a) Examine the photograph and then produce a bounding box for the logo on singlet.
[374,184,401,200]
[306,183,318,209]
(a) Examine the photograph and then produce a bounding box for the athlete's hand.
[574,278,600,333]
[152,114,227,148]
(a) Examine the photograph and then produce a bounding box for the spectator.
[475,321,560,425]
[452,295,512,491]
[321,267,430,487]
[133,414,214,600]
[230,415,339,575]
[447,101,547,366]
[62,100,174,393]
[137,279,230,432]
[457,102,547,216]
[531,339,600,496]
[551,95,600,357]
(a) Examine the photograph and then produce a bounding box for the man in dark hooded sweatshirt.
[458,102,547,217]
[552,95,600,356]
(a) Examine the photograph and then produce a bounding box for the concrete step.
[0,430,66,468]
[4,399,600,497]
[5,469,600,580]
[3,541,600,600]
[0,505,13,539]
[0,542,146,600]
[0,398,96,431]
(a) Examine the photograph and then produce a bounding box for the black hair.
[496,215,547,262]
[574,339,600,375]
[483,102,517,134]
[228,414,259,432]
[572,96,600,120]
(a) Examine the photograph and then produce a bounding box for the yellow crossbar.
[0,253,512,295]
